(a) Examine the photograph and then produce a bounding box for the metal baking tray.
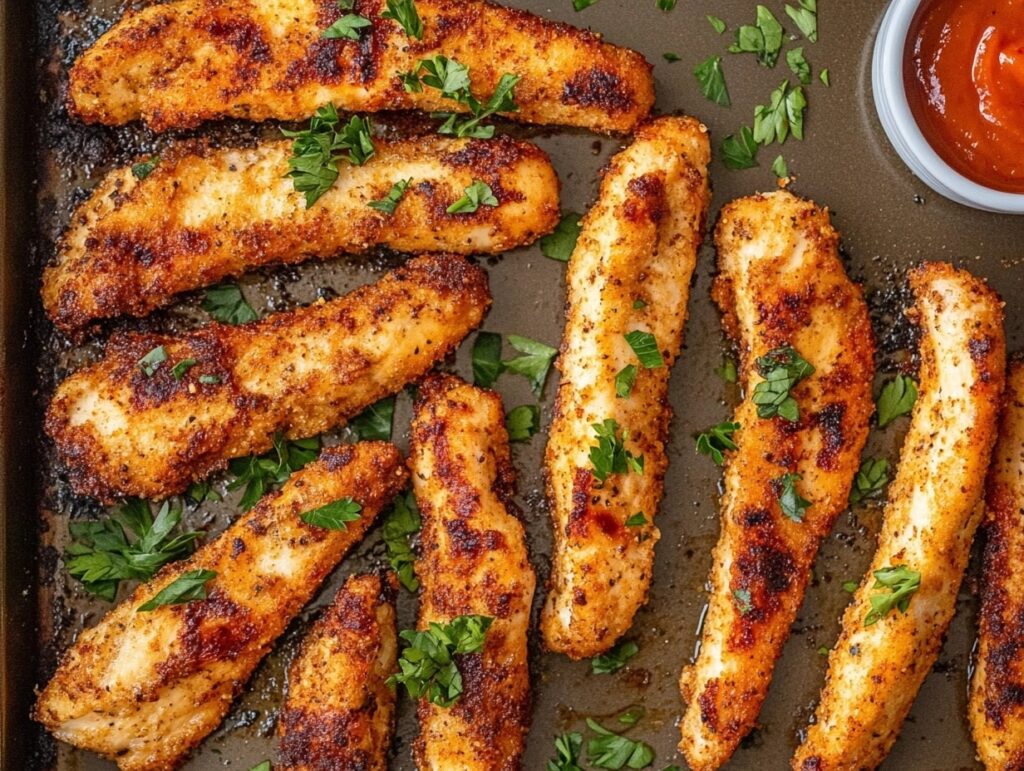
[5,1,1024,769]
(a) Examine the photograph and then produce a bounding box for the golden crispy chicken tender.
[541,116,711,659]
[34,442,408,771]
[43,135,558,333]
[46,254,489,502]
[678,191,876,771]
[793,262,1006,771]
[68,0,654,133]
[409,373,535,770]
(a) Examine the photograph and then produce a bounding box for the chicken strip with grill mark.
[409,373,535,770]
[969,360,1024,771]
[34,442,408,771]
[793,262,1006,771]
[69,0,654,134]
[278,572,398,771]
[540,116,711,659]
[46,254,489,502]
[43,135,558,333]
[678,191,875,770]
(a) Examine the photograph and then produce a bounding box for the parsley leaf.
[187,479,221,504]
[624,330,665,369]
[716,356,738,383]
[171,358,197,381]
[573,0,598,9]
[541,212,583,262]
[387,614,493,706]
[504,335,558,396]
[820,68,831,86]
[785,0,818,43]
[506,404,541,442]
[694,55,730,106]
[787,47,812,84]
[877,374,918,428]
[625,512,647,527]
[350,396,394,441]
[696,421,740,465]
[842,580,859,593]
[733,588,754,615]
[850,457,890,504]
[721,126,759,169]
[137,569,217,612]
[472,331,504,389]
[383,491,421,592]
[65,499,203,601]
[322,12,371,39]
[772,154,789,178]
[228,434,321,511]
[663,52,681,63]
[864,565,920,626]
[585,719,655,769]
[301,497,362,530]
[775,472,811,522]
[615,365,638,399]
[131,157,160,180]
[617,705,645,726]
[729,5,784,68]
[707,15,727,34]
[751,344,814,421]
[202,283,259,324]
[548,732,584,771]
[591,639,639,674]
[589,419,644,483]
[404,56,520,138]
[249,763,271,771]
[753,81,807,146]
[381,0,423,38]
[447,179,498,214]
[656,0,677,10]
[283,106,375,207]
[368,179,411,215]
[138,345,167,377]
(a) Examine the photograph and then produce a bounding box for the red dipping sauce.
[905,0,1024,193]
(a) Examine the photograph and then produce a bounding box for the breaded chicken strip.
[43,135,558,333]
[68,0,654,133]
[46,254,489,502]
[541,116,711,659]
[278,572,398,771]
[969,361,1024,770]
[34,442,408,771]
[793,263,1006,771]
[409,374,535,770]
[678,192,875,770]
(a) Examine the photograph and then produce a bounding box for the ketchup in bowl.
[904,0,1024,193]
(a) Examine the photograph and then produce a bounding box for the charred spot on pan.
[562,68,634,113]
[813,402,846,470]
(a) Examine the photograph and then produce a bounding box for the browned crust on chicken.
[42,135,557,333]
[278,572,398,771]
[678,192,876,770]
[34,443,408,771]
[541,116,711,659]
[970,361,1024,771]
[409,373,535,770]
[46,254,489,502]
[68,0,654,133]
[793,262,1006,771]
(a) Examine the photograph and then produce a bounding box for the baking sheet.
[16,0,1024,769]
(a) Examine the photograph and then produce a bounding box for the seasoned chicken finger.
[43,135,558,333]
[46,254,489,502]
[69,0,654,134]
[969,361,1024,770]
[541,116,711,659]
[793,262,1006,771]
[409,374,535,770]
[678,191,875,770]
[33,442,408,771]
[278,572,398,771]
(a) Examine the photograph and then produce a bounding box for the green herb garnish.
[137,569,217,612]
[381,0,423,38]
[694,55,730,106]
[625,513,647,528]
[447,179,498,214]
[350,396,395,441]
[548,732,584,771]
[138,345,167,377]
[864,565,920,626]
[131,157,160,180]
[388,614,493,706]
[585,719,655,769]
[624,330,665,369]
[772,154,789,178]
[716,356,738,383]
[721,126,759,169]
[615,365,638,399]
[471,331,504,389]
[283,107,375,207]
[504,335,558,396]
[403,56,519,138]
[850,458,890,504]
[540,212,583,262]
[733,588,754,615]
[753,81,807,146]
[383,491,421,592]
[301,497,362,530]
[707,15,727,34]
[752,344,814,421]
[877,374,918,428]
[696,421,740,465]
[787,47,811,84]
[785,0,818,43]
[506,404,541,442]
[322,11,371,39]
[202,283,258,324]
[729,5,784,68]
[171,358,197,381]
[368,179,411,214]
[776,472,811,522]
[228,434,320,511]
[591,640,639,675]
[589,419,644,482]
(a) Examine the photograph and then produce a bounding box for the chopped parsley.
[301,497,362,530]
[864,565,921,626]
[656,0,677,9]
[877,374,918,428]
[447,179,498,214]
[131,157,160,180]
[388,614,493,706]
[775,472,811,522]
[503,335,558,396]
[752,344,814,421]
[695,421,740,465]
[733,588,754,615]
[850,457,890,504]
[785,0,818,43]
[842,580,859,593]
[663,52,681,63]
[202,283,259,324]
[548,732,584,771]
[382,491,421,592]
[186,479,221,504]
[506,404,541,442]
[617,705,645,726]
[624,330,665,369]
[540,212,583,262]
[707,15,727,34]
[589,419,644,483]
[716,356,738,383]
[138,345,167,377]
[322,11,371,40]
[249,763,271,771]
[199,374,222,385]
[350,396,395,441]
[729,5,784,68]
[471,331,504,389]
[283,107,375,207]
[772,154,789,178]
[721,126,759,169]
[820,68,831,86]
[171,358,197,381]
[615,365,638,398]
[591,639,639,675]
[137,569,217,612]
[625,512,647,527]
[787,47,812,85]
[381,0,423,39]
[585,719,655,769]
[573,0,598,9]
[753,81,807,145]
[368,179,411,214]
[694,55,730,106]
[65,498,203,601]
[228,434,320,511]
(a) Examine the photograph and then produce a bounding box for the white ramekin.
[873,0,1024,214]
